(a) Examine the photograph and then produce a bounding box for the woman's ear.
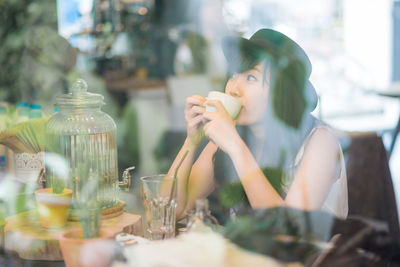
[271,59,308,129]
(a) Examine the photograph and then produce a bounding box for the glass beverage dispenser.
[46,79,121,210]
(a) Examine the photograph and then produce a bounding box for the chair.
[343,131,400,241]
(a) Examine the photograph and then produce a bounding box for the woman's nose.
[226,76,241,97]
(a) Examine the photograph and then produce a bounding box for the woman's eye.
[247,74,257,81]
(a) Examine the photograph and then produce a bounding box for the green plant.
[0,177,36,219]
[221,207,334,263]
[186,32,208,74]
[49,174,65,195]
[0,118,48,154]
[117,104,140,173]
[0,0,58,102]
[0,200,7,226]
[219,181,247,208]
[219,166,286,209]
[73,160,101,239]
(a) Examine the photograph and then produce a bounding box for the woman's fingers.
[203,116,219,134]
[183,95,207,146]
[188,115,203,130]
[185,95,207,120]
[185,105,205,121]
[191,105,205,116]
[202,111,217,122]
[186,95,206,108]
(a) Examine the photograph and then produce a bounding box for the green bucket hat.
[222,29,318,129]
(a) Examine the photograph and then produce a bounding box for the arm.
[185,141,218,212]
[202,100,283,208]
[203,100,341,210]
[168,95,218,219]
[229,127,341,210]
[168,139,217,219]
[284,127,341,210]
[168,138,199,219]
[228,136,285,208]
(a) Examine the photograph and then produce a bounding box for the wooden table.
[4,210,142,261]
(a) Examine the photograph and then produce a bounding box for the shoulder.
[308,126,340,149]
[292,124,341,167]
[303,126,342,170]
[293,125,344,184]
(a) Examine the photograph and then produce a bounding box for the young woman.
[169,29,348,222]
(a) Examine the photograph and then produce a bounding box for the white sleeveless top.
[287,126,349,219]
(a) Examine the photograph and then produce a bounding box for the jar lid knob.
[71,79,88,95]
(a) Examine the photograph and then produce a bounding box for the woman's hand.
[184,95,207,147]
[202,99,242,155]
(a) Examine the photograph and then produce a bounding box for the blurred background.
[1,0,400,219]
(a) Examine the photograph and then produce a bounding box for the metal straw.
[169,150,189,205]
[163,150,189,239]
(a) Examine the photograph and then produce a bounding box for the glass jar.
[187,199,219,232]
[45,79,118,209]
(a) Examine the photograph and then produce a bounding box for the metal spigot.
[119,166,135,192]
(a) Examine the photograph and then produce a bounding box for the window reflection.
[0,0,400,266]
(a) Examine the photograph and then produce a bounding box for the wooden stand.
[68,201,127,221]
[4,210,142,261]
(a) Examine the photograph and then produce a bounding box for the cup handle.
[119,166,135,192]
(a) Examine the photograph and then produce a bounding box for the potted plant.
[0,118,73,229]
[59,227,115,267]
[34,152,72,229]
[34,185,72,229]
[59,161,115,267]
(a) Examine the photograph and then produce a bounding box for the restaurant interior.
[1,0,400,266]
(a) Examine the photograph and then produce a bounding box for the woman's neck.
[249,120,264,141]
[248,120,265,161]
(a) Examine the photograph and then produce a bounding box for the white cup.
[205,91,242,119]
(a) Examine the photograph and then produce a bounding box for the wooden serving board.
[4,210,142,261]
[68,201,127,221]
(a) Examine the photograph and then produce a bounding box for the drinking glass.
[141,174,176,240]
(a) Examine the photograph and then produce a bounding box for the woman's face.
[224,62,269,125]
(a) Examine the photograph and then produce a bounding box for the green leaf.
[72,161,101,238]
[271,60,308,129]
[0,118,49,153]
[219,181,247,208]
[221,207,332,263]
